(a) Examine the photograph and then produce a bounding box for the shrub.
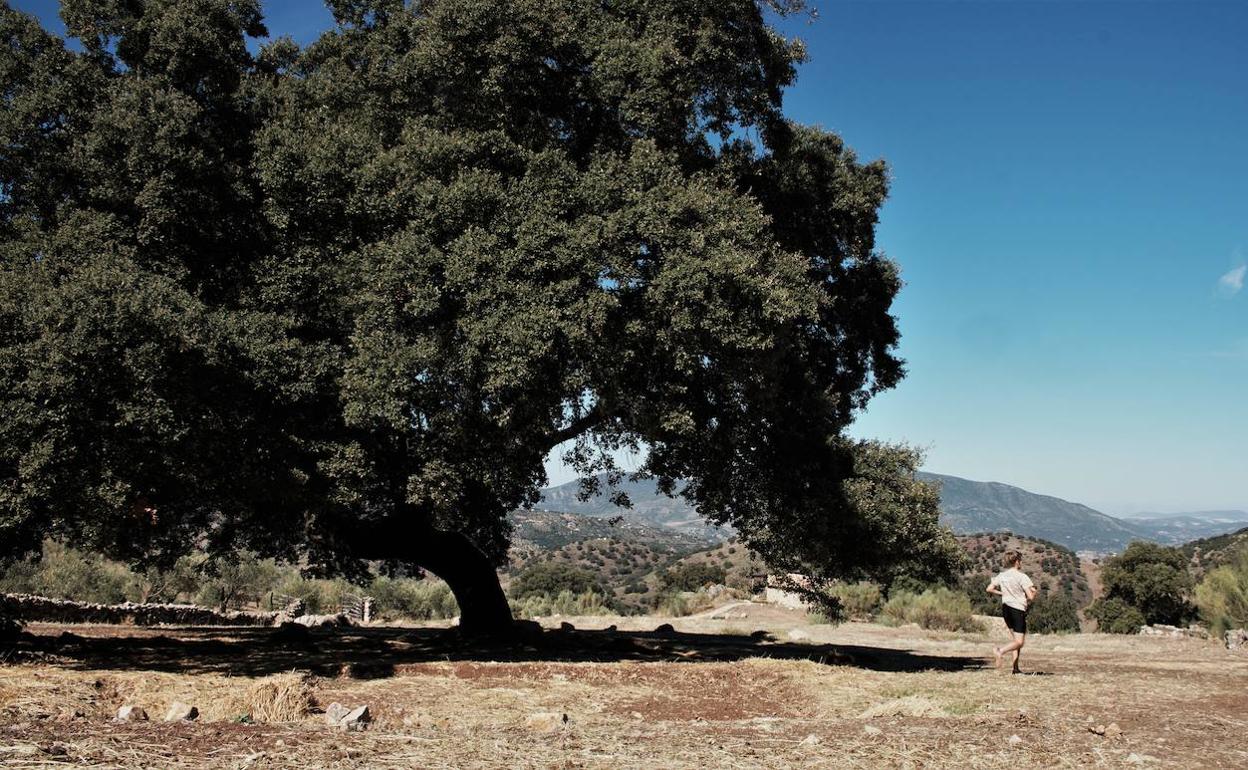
[659,563,727,592]
[271,574,357,615]
[1099,542,1195,626]
[886,574,929,597]
[510,563,605,599]
[828,581,882,620]
[1087,597,1146,634]
[368,576,459,620]
[956,572,999,615]
[0,541,132,604]
[1193,545,1248,638]
[510,590,612,619]
[879,588,983,633]
[1027,592,1080,634]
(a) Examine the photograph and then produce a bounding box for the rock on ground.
[115,706,148,722]
[524,712,569,733]
[1225,628,1247,651]
[339,706,370,732]
[324,703,351,725]
[164,702,198,721]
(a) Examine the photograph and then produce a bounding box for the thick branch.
[543,407,604,451]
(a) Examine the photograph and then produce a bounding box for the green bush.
[886,574,930,597]
[1099,542,1195,626]
[1087,597,1146,634]
[509,590,612,619]
[0,541,132,604]
[1193,545,1248,638]
[1027,592,1080,634]
[510,563,606,599]
[653,591,689,617]
[366,576,459,620]
[272,574,358,615]
[827,581,882,620]
[879,587,983,633]
[659,563,727,592]
[956,572,1000,615]
[195,553,285,611]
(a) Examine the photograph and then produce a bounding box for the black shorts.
[1002,605,1027,634]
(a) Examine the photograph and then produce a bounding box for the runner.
[987,549,1037,673]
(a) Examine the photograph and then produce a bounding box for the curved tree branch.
[543,407,604,451]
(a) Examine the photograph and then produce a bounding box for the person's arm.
[1023,574,1038,603]
[986,577,1001,596]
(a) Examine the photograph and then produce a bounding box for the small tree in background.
[509,563,606,600]
[1027,592,1080,634]
[1097,542,1195,627]
[1086,597,1146,634]
[659,563,727,592]
[1194,544,1248,638]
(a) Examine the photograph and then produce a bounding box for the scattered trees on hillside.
[509,563,606,601]
[658,563,727,592]
[1,0,963,634]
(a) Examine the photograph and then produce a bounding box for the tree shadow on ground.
[8,623,983,678]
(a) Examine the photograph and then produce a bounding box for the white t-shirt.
[990,568,1035,611]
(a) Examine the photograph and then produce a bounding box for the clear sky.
[13,1,1246,514]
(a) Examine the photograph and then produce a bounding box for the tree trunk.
[410,529,514,636]
[351,513,516,637]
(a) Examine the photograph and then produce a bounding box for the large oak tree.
[1,0,963,634]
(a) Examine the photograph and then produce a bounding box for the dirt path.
[2,617,1246,768]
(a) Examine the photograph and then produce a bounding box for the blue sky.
[13,1,1246,513]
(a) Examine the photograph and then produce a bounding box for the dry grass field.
[2,604,1246,769]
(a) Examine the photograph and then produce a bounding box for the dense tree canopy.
[1096,542,1194,627]
[1,0,962,632]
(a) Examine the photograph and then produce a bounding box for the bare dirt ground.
[2,605,1246,769]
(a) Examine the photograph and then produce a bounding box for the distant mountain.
[917,472,1142,552]
[533,476,728,541]
[535,472,1248,554]
[508,509,718,552]
[1116,511,1248,545]
[1121,510,1248,522]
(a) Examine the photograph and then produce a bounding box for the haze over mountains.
[534,473,1248,553]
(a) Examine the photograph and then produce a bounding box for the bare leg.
[997,630,1025,673]
[1010,631,1025,673]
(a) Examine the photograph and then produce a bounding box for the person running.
[987,549,1037,673]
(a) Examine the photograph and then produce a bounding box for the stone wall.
[1137,623,1210,640]
[0,593,280,627]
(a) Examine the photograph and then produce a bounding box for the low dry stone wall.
[1137,624,1210,640]
[0,593,280,627]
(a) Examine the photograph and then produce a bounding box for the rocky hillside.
[1179,525,1248,575]
[534,477,729,541]
[505,536,678,591]
[957,533,1092,607]
[653,538,767,592]
[509,509,717,552]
